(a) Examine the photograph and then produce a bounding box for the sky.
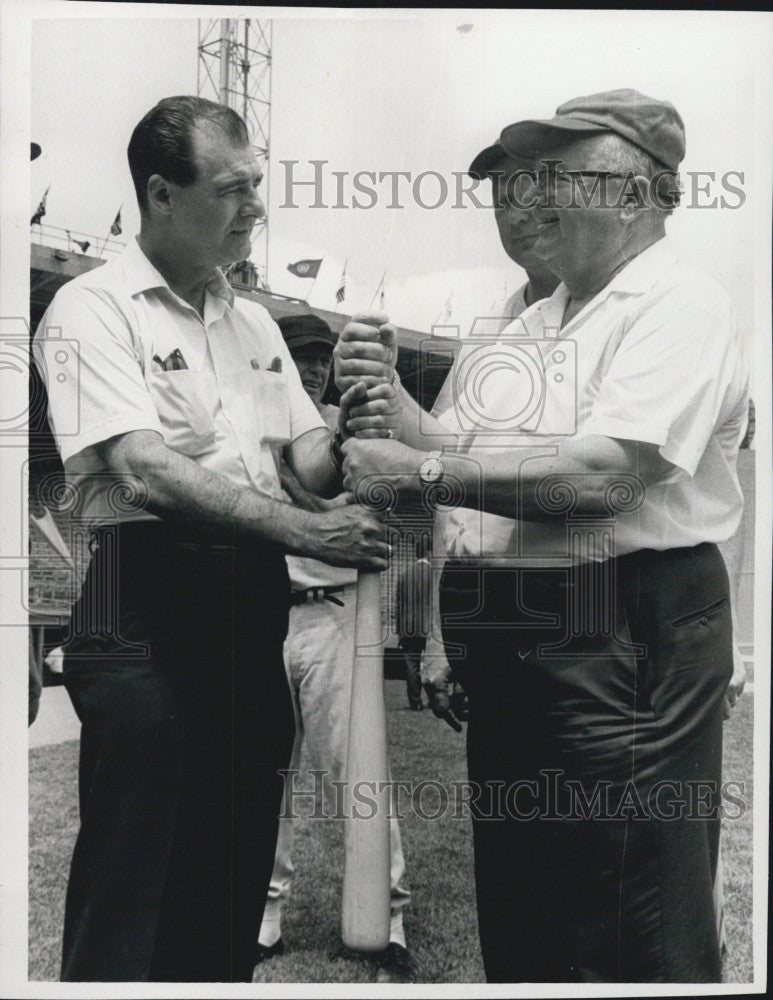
[26,7,772,347]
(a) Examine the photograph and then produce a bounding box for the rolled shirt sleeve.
[33,284,163,465]
[583,294,743,477]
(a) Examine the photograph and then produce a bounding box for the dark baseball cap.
[500,88,686,172]
[468,141,533,179]
[277,313,336,353]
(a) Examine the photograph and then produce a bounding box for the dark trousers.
[439,543,732,983]
[399,636,426,708]
[60,523,294,982]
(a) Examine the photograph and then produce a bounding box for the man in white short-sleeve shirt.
[337,89,748,983]
[33,95,395,984]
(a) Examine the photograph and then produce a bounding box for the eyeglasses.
[490,167,634,211]
[534,168,629,189]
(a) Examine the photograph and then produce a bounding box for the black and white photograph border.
[1,2,771,997]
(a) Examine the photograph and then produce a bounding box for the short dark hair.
[128,96,250,211]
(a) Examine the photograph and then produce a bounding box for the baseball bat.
[341,567,391,951]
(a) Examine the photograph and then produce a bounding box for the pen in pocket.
[153,349,189,372]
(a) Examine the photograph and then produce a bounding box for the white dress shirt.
[34,238,324,527]
[437,238,749,562]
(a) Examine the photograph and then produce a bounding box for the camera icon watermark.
[420,316,578,440]
[0,316,80,444]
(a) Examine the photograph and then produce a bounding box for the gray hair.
[594,133,681,212]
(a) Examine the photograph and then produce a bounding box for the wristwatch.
[418,450,444,485]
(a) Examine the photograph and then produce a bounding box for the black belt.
[290,585,346,607]
[91,522,285,563]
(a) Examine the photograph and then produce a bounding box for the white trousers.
[263,583,410,927]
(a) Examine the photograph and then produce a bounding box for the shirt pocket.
[252,369,292,444]
[146,369,216,456]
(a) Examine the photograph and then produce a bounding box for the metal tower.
[198,18,272,289]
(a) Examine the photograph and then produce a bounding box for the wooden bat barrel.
[341,568,391,951]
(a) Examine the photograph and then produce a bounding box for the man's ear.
[146,174,174,216]
[619,173,649,222]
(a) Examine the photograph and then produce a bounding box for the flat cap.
[500,88,685,172]
[277,313,336,353]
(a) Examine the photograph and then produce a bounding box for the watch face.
[420,457,443,483]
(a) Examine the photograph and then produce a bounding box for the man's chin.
[505,245,542,271]
[533,236,558,263]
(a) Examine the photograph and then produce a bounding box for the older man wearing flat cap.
[336,88,749,983]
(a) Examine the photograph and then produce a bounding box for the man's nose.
[504,174,541,217]
[241,189,266,221]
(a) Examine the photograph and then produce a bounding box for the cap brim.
[285,334,335,352]
[468,141,506,179]
[500,117,608,159]
[468,140,535,179]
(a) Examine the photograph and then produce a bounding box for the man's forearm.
[395,386,459,451]
[101,430,318,553]
[441,436,655,522]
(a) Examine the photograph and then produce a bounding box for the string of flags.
[286,258,389,312]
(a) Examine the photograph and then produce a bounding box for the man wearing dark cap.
[422,139,560,726]
[255,314,413,984]
[336,89,749,982]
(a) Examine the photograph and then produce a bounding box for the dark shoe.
[408,703,424,711]
[254,937,285,965]
[375,942,413,983]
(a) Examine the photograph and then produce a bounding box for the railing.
[30,223,126,260]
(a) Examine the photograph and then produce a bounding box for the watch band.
[329,430,345,473]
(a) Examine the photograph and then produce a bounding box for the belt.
[290,585,346,607]
[91,522,284,561]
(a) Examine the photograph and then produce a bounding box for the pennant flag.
[369,270,387,312]
[335,261,347,304]
[433,292,454,327]
[287,258,322,279]
[30,186,49,226]
[110,208,122,236]
[74,238,91,254]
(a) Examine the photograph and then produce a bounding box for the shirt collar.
[602,235,679,296]
[530,235,679,328]
[122,236,235,308]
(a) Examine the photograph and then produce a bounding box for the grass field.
[28,679,755,984]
